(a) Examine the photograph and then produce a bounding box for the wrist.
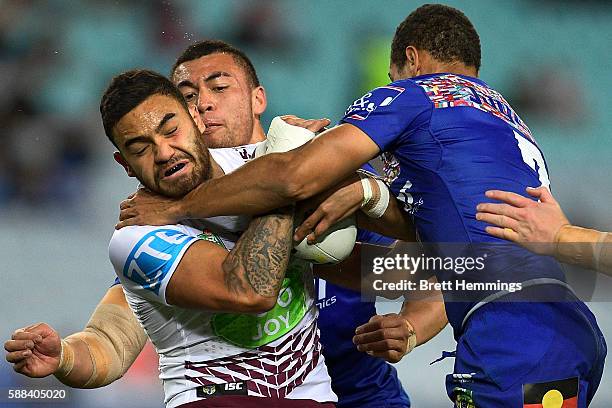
[402,318,418,354]
[54,339,75,379]
[359,174,390,219]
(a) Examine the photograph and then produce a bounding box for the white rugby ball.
[294,215,357,264]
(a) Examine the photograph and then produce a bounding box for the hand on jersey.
[294,173,363,244]
[476,186,570,255]
[352,313,416,364]
[117,187,179,229]
[4,323,61,377]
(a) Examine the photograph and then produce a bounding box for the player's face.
[112,94,211,198]
[172,53,264,148]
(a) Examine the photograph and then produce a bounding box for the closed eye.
[183,92,197,103]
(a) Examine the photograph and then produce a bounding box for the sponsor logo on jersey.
[315,279,337,310]
[196,381,248,398]
[123,229,195,295]
[345,85,405,121]
[523,377,578,408]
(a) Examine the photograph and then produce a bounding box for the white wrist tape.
[360,175,373,208]
[367,179,390,218]
[360,176,390,219]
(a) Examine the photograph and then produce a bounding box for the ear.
[113,152,136,177]
[404,46,420,77]
[251,86,267,117]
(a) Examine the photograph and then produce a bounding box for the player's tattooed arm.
[223,206,294,298]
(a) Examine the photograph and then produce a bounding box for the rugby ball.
[293,215,357,264]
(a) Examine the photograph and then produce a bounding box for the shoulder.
[109,225,201,270]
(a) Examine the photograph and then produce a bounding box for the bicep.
[165,240,252,311]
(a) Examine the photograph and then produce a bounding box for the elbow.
[233,293,276,313]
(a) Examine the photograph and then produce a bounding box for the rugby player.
[476,186,612,274]
[5,42,446,407]
[118,5,607,407]
[110,69,337,407]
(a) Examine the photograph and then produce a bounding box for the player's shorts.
[179,396,336,408]
[445,292,607,407]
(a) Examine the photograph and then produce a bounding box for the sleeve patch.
[344,85,405,121]
[122,229,196,295]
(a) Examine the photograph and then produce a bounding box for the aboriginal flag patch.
[523,377,578,408]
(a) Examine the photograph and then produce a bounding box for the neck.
[423,60,478,78]
[249,121,266,144]
[210,158,225,179]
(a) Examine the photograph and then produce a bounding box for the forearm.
[357,195,417,242]
[400,285,447,346]
[555,225,612,275]
[223,206,295,304]
[313,243,362,291]
[179,153,297,219]
[54,303,147,388]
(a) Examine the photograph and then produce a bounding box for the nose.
[154,139,174,164]
[196,86,214,113]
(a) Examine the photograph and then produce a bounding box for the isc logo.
[224,383,243,391]
[123,229,194,294]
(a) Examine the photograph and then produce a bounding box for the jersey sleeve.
[340,81,431,152]
[109,225,200,305]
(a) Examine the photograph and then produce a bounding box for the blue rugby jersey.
[340,73,568,335]
[316,229,410,408]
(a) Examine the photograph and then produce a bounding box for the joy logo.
[252,286,293,341]
[123,229,194,295]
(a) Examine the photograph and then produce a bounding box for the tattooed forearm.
[222,206,294,297]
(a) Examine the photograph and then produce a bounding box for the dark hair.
[100,69,189,145]
[171,40,260,88]
[391,4,481,71]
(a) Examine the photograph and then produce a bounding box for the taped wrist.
[404,319,418,354]
[55,339,75,378]
[554,225,612,273]
[62,304,147,388]
[358,172,390,218]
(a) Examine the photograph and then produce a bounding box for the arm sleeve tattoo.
[222,206,294,298]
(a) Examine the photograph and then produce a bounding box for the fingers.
[353,327,407,345]
[6,349,33,364]
[280,115,331,133]
[484,226,519,242]
[475,212,520,232]
[354,313,397,335]
[484,190,531,208]
[364,350,404,363]
[476,202,522,219]
[526,186,554,203]
[10,330,43,343]
[354,338,406,353]
[118,208,137,221]
[115,218,139,230]
[294,209,324,242]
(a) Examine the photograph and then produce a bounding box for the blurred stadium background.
[1,0,611,406]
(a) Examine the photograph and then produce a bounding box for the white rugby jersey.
[109,142,336,407]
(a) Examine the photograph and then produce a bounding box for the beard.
[202,110,254,148]
[138,125,213,198]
